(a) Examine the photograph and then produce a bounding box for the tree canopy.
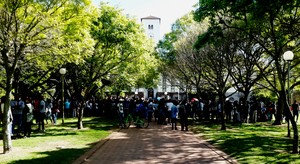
[0,1,159,153]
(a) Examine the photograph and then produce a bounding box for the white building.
[134,16,185,100]
[141,15,161,44]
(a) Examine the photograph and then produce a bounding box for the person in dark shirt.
[178,100,188,131]
[292,100,299,122]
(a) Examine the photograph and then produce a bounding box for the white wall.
[141,18,161,44]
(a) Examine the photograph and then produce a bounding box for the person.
[64,99,71,118]
[208,100,216,121]
[170,101,178,130]
[178,100,188,131]
[153,100,159,122]
[190,99,197,121]
[33,97,40,125]
[71,98,78,118]
[224,100,233,122]
[12,96,25,138]
[157,98,166,125]
[24,97,34,138]
[267,102,275,121]
[233,101,240,123]
[147,101,154,123]
[117,99,125,128]
[197,99,204,121]
[84,99,92,117]
[250,100,259,123]
[45,99,53,124]
[292,100,299,122]
[52,101,59,125]
[165,99,173,124]
[38,96,46,132]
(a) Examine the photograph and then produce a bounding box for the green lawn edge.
[0,117,117,164]
[191,121,300,164]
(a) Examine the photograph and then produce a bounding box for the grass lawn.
[192,121,300,163]
[0,117,116,164]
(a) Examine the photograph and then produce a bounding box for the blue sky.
[92,0,198,38]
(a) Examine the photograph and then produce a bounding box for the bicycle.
[124,113,133,128]
[134,115,149,128]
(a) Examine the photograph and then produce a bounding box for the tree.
[157,13,196,64]
[224,30,268,120]
[201,40,233,130]
[156,13,209,98]
[194,0,300,153]
[172,21,211,99]
[0,0,92,153]
[68,3,155,129]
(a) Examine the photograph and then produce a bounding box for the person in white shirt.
[117,99,125,128]
[24,97,34,137]
[165,100,174,124]
[38,96,46,132]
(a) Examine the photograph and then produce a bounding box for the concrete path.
[73,123,237,164]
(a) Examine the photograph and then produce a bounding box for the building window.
[171,85,175,92]
[148,25,154,30]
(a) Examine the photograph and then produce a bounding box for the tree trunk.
[196,87,202,99]
[242,91,250,123]
[287,118,291,137]
[219,93,226,130]
[285,102,298,153]
[77,102,84,129]
[273,97,283,125]
[281,91,298,153]
[278,95,290,137]
[2,76,13,153]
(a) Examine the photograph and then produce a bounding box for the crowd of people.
[0,95,59,138]
[0,95,85,138]
[112,96,300,129]
[114,97,189,131]
[1,94,299,138]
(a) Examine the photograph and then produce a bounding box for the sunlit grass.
[192,121,300,163]
[0,117,116,164]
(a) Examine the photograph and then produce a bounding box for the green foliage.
[194,0,300,94]
[194,25,223,49]
[157,12,196,65]
[193,0,300,151]
[0,0,95,97]
[66,3,158,98]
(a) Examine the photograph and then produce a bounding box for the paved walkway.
[73,123,237,164]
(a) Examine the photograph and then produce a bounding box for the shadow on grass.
[0,117,116,163]
[216,135,293,163]
[0,117,117,139]
[7,147,90,164]
[193,121,300,163]
[54,117,117,130]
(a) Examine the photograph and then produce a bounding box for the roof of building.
[141,15,161,23]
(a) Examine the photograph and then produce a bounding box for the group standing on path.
[113,95,300,131]
[2,92,300,140]
[115,97,191,131]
